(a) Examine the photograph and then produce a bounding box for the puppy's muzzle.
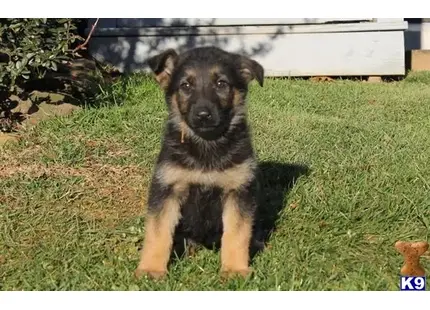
[191,102,220,129]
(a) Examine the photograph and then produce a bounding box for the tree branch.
[73,18,99,53]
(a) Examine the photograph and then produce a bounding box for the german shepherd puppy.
[135,46,264,280]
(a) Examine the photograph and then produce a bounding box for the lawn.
[1,72,429,291]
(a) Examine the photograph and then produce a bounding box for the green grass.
[1,72,430,291]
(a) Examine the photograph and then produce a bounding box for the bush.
[0,18,84,104]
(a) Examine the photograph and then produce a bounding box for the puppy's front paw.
[134,267,167,280]
[220,266,252,279]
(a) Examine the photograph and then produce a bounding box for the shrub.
[0,18,84,105]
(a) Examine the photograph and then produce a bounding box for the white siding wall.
[87,18,408,77]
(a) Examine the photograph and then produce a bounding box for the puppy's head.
[146,46,264,140]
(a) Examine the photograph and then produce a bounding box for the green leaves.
[0,18,84,99]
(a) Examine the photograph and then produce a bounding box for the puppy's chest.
[157,158,255,192]
[176,185,225,244]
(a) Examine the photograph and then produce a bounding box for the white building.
[87,18,429,77]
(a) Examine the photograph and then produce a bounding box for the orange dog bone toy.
[395,241,429,277]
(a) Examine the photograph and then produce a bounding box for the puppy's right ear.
[146,49,178,91]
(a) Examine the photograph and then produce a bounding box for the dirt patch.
[0,133,20,146]
[0,141,42,167]
[0,161,151,223]
[75,164,150,221]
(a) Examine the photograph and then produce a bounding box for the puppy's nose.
[197,109,212,121]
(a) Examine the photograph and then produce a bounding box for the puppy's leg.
[135,182,187,280]
[220,185,256,278]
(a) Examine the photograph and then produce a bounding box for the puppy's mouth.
[191,123,227,140]
[197,125,218,132]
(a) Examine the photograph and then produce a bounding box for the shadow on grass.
[251,161,311,258]
[167,160,311,265]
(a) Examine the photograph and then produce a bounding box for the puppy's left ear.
[146,49,179,90]
[238,56,265,87]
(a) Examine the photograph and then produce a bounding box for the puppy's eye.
[216,80,228,89]
[180,82,191,91]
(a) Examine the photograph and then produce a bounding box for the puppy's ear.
[238,56,264,87]
[146,49,178,90]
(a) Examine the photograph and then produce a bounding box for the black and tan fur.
[135,46,265,279]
